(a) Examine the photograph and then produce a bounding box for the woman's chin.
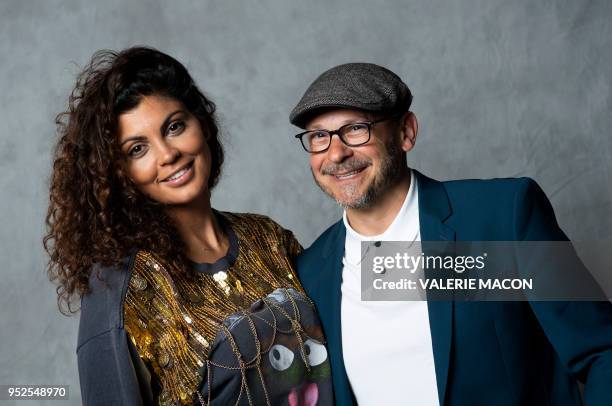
[163,187,210,207]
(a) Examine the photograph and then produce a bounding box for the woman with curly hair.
[45,47,332,406]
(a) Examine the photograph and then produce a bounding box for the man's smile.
[330,166,368,181]
[321,157,371,183]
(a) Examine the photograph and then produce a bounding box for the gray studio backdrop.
[1,0,611,404]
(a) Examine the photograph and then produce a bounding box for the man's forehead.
[305,108,375,130]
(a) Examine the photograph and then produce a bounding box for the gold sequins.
[158,351,172,369]
[213,271,230,295]
[130,274,148,291]
[153,298,173,319]
[185,290,203,305]
[178,385,190,401]
[137,318,147,329]
[123,212,306,405]
[191,331,209,348]
[213,270,228,283]
[158,390,173,405]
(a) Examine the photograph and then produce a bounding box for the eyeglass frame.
[294,113,403,153]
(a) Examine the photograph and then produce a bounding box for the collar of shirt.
[343,169,420,267]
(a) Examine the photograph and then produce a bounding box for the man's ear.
[399,111,418,152]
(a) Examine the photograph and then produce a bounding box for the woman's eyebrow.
[160,109,186,134]
[120,135,147,147]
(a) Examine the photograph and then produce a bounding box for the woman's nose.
[158,142,181,166]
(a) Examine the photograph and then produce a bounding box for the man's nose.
[326,135,353,163]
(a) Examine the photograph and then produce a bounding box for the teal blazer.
[296,170,612,406]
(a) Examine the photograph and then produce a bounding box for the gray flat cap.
[289,62,412,128]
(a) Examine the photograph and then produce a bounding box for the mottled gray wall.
[1,0,611,404]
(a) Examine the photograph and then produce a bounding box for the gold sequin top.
[123,212,304,405]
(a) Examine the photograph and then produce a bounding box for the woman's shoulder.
[220,211,281,228]
[219,211,296,239]
[77,250,139,350]
[220,211,303,264]
[221,209,299,237]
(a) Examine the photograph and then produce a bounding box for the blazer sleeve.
[76,253,155,405]
[514,178,612,406]
[77,328,154,405]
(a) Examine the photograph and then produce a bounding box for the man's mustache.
[320,158,372,176]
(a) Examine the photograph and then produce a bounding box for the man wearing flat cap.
[289,63,612,405]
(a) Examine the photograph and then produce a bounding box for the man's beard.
[312,137,405,209]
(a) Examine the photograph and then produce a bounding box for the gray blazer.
[77,251,155,405]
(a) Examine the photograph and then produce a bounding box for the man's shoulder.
[441,175,536,195]
[432,175,557,240]
[438,176,543,211]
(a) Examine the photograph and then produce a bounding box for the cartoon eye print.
[304,339,328,367]
[269,344,295,371]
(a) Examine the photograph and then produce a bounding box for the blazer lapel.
[319,221,354,404]
[415,170,455,406]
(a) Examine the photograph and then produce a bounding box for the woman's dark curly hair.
[44,46,224,314]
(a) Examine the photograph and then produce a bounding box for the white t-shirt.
[341,170,440,405]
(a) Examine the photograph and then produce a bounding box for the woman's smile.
[159,160,195,186]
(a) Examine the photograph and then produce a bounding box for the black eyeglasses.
[294,115,400,153]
